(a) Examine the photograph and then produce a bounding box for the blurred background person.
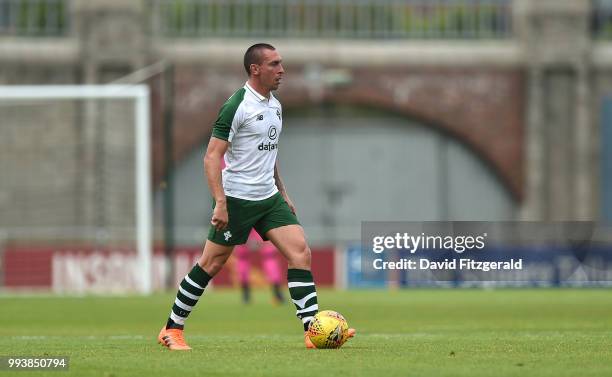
[234,229,285,305]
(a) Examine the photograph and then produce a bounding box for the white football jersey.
[211,82,282,200]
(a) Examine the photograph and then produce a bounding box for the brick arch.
[278,69,525,201]
[283,92,521,202]
[156,66,524,201]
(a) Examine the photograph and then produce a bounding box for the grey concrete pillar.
[515,0,594,220]
[521,67,545,220]
[69,0,151,234]
[71,0,149,82]
[574,66,593,220]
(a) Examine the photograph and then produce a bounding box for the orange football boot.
[347,328,356,339]
[304,332,317,349]
[158,327,192,351]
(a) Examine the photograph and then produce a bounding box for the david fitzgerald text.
[373,258,523,272]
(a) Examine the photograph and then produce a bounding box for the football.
[307,310,350,349]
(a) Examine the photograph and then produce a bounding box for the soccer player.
[235,229,285,305]
[158,43,355,350]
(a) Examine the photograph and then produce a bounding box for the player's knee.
[202,260,223,276]
[198,255,227,276]
[289,241,311,268]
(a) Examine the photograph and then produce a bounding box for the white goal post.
[0,85,152,294]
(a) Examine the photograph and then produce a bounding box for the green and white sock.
[287,268,318,331]
[166,264,212,329]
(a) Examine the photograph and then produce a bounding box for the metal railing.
[0,0,68,36]
[151,0,513,39]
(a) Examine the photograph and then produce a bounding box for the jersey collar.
[245,82,272,102]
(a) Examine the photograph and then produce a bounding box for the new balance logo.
[257,114,264,121]
[224,231,232,241]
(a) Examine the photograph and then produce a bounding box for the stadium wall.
[2,246,336,293]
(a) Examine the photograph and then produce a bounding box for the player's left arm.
[274,160,296,214]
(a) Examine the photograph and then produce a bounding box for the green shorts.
[207,192,300,246]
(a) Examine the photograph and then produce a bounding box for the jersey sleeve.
[212,88,246,141]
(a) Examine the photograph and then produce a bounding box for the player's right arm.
[206,88,246,231]
[204,137,229,231]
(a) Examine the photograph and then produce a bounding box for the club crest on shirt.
[268,126,278,140]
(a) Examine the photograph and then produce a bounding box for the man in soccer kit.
[158,43,355,350]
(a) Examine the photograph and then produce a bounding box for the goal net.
[0,85,153,294]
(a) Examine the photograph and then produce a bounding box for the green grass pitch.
[1,289,611,377]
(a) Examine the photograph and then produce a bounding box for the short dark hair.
[244,43,276,76]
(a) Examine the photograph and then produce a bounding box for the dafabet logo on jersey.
[258,125,278,151]
[258,142,278,151]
